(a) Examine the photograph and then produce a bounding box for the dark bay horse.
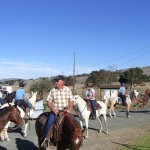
[0,104,23,132]
[0,91,16,106]
[35,112,85,150]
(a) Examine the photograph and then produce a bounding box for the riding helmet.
[19,83,25,87]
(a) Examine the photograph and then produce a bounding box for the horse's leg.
[109,108,113,118]
[103,114,108,134]
[97,116,102,133]
[126,99,131,118]
[126,104,130,118]
[2,122,11,141]
[84,118,89,138]
[0,130,5,141]
[23,119,29,137]
[79,119,83,129]
[112,106,116,117]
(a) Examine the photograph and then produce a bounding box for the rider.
[15,83,31,119]
[118,83,126,106]
[86,82,96,119]
[41,75,74,149]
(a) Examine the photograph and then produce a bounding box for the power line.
[79,45,150,68]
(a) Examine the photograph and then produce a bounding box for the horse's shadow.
[0,145,7,150]
[8,127,26,137]
[15,138,38,150]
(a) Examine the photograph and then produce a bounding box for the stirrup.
[41,139,49,149]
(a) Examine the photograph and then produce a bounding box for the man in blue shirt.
[118,83,126,106]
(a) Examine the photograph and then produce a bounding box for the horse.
[35,112,85,150]
[133,89,150,108]
[105,94,132,118]
[72,94,108,138]
[0,104,23,134]
[0,91,16,106]
[0,92,37,141]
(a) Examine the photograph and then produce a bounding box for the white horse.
[105,94,132,118]
[72,94,108,138]
[0,92,37,141]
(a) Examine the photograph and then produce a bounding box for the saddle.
[41,112,65,146]
[84,99,102,119]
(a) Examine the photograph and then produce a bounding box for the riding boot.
[41,127,53,149]
[24,107,30,119]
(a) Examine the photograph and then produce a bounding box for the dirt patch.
[80,125,150,150]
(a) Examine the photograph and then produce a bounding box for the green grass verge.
[121,134,150,150]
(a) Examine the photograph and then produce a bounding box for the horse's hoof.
[98,130,102,133]
[6,139,10,141]
[85,135,88,139]
[23,133,28,137]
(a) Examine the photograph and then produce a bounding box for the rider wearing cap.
[41,75,74,149]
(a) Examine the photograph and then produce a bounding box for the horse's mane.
[63,113,80,130]
[0,105,13,117]
[28,92,37,108]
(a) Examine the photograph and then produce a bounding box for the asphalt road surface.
[0,108,150,150]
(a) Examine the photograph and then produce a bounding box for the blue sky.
[0,0,150,79]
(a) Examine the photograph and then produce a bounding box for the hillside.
[142,66,150,75]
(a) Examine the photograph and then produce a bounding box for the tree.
[122,67,144,89]
[29,78,53,99]
[86,69,118,86]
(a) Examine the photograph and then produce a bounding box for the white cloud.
[0,59,94,79]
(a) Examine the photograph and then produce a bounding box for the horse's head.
[72,94,81,105]
[28,91,38,108]
[70,128,85,150]
[8,104,24,127]
[4,91,16,103]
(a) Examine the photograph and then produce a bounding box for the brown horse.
[35,112,85,150]
[133,89,150,108]
[0,104,23,132]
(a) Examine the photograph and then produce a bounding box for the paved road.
[1,108,150,150]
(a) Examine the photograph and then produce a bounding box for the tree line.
[0,67,149,99]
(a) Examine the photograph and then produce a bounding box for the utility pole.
[77,70,78,88]
[73,49,76,94]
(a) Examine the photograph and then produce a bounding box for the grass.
[121,134,150,150]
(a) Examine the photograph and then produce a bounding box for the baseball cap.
[54,75,64,82]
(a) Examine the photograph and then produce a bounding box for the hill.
[142,66,150,75]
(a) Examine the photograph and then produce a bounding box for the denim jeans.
[45,111,79,138]
[90,99,96,118]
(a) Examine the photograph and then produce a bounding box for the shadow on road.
[111,141,150,150]
[119,110,150,114]
[0,145,7,150]
[15,138,38,150]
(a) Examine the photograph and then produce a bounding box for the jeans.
[45,111,79,138]
[24,100,32,109]
[90,99,96,118]
[45,112,55,138]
